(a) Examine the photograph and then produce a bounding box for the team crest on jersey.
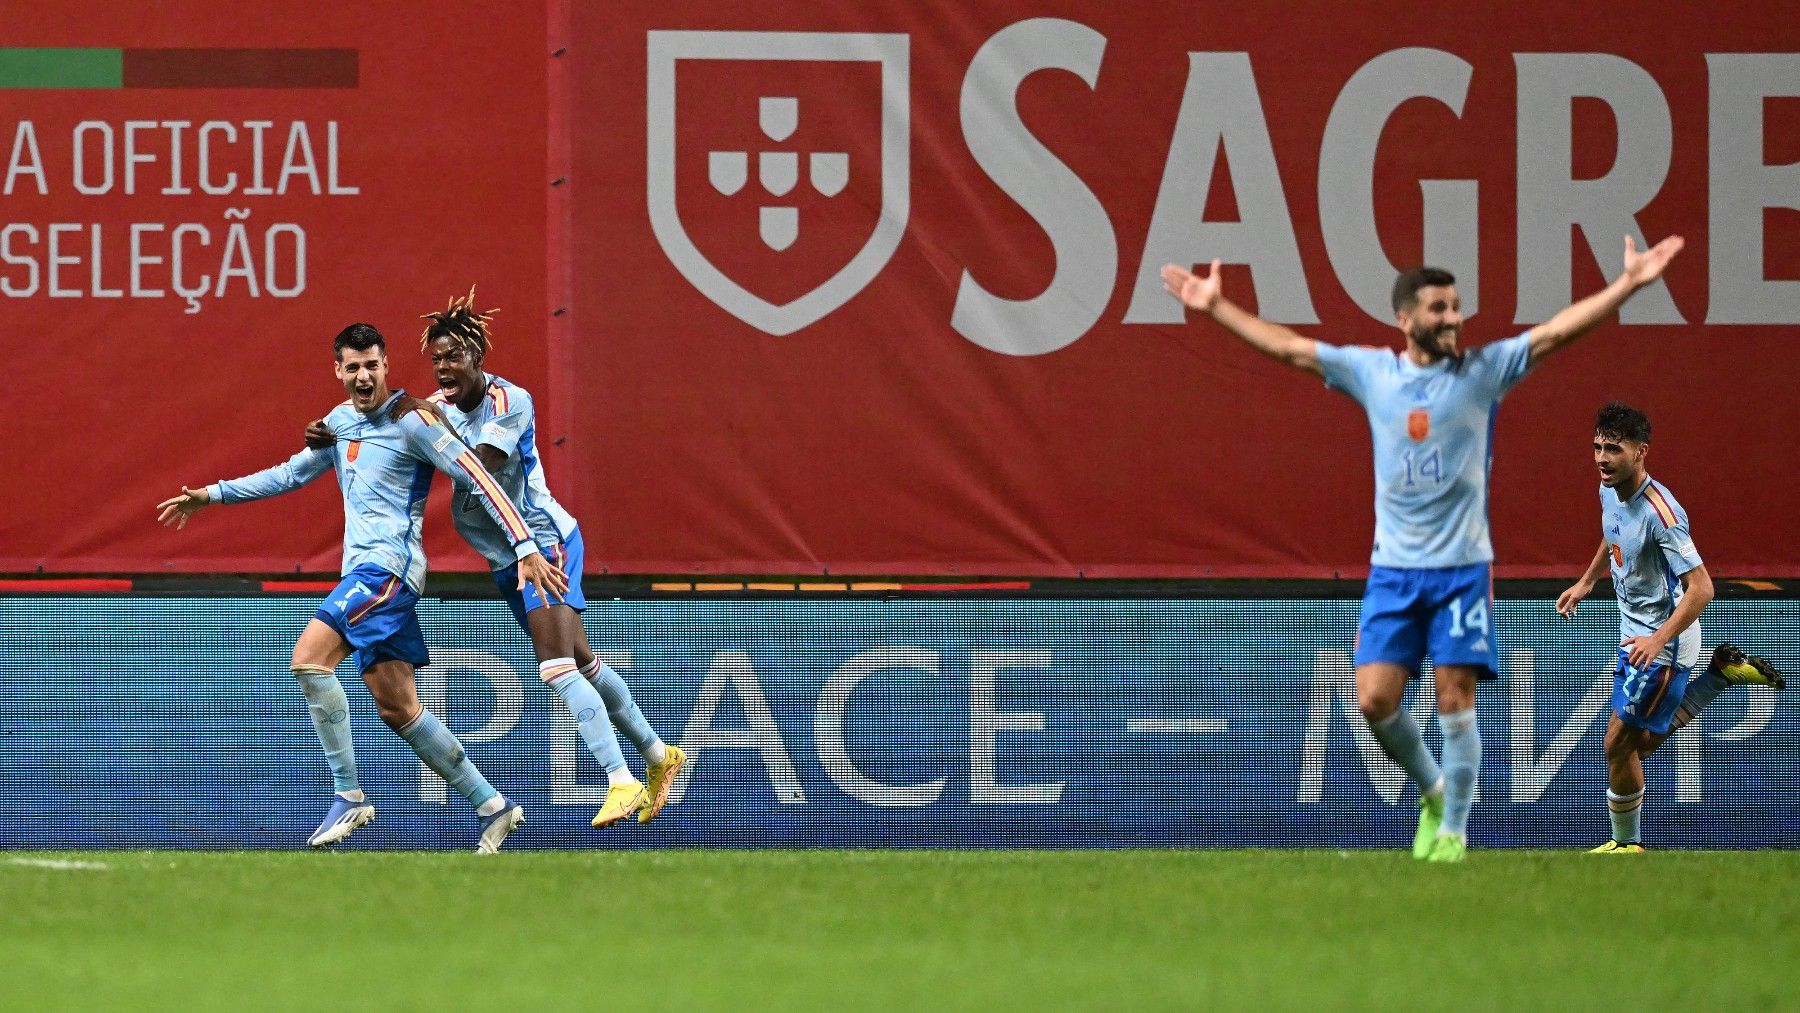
[1407,409,1430,442]
[1611,543,1623,567]
[346,441,361,463]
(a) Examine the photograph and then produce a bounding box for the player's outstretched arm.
[1162,260,1322,376]
[1622,564,1714,669]
[1526,235,1684,367]
[394,398,569,602]
[1556,541,1612,618]
[155,486,211,529]
[158,444,333,528]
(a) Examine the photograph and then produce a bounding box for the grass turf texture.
[3,849,1796,1011]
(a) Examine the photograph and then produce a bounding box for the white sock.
[476,795,506,817]
[606,765,637,787]
[645,740,668,765]
[337,789,366,803]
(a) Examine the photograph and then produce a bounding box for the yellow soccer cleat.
[1425,833,1467,863]
[639,744,687,824]
[1586,840,1646,854]
[1412,792,1444,860]
[1710,644,1785,689]
[592,780,647,829]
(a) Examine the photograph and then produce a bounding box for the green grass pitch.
[4,849,1796,1010]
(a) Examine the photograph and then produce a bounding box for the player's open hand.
[155,486,211,529]
[1621,234,1684,289]
[304,419,337,450]
[517,550,569,603]
[1620,634,1668,671]
[1555,581,1592,618]
[1161,259,1223,313]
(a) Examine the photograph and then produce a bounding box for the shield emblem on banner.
[647,31,910,336]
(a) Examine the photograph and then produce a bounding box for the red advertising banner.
[1,1,551,575]
[571,1,1800,577]
[4,2,1797,580]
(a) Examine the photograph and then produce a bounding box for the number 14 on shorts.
[1445,596,1488,638]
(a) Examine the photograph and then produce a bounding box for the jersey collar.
[366,389,406,417]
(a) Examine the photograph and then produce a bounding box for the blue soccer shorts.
[314,564,430,673]
[1354,563,1498,679]
[1611,648,1692,735]
[493,526,588,629]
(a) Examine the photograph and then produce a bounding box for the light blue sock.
[1608,787,1644,844]
[1438,708,1481,837]
[582,658,663,761]
[541,658,627,775]
[294,667,359,795]
[1368,708,1443,796]
[397,710,499,811]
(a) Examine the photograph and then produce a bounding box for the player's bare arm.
[1557,541,1612,618]
[1621,564,1714,669]
[1161,259,1322,376]
[473,443,507,475]
[155,486,212,528]
[1525,235,1685,367]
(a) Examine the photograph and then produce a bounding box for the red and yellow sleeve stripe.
[487,384,509,415]
[454,451,532,543]
[1644,484,1679,528]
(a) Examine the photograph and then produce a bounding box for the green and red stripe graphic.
[0,48,356,88]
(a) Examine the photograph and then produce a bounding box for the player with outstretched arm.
[159,322,568,852]
[1162,235,1683,861]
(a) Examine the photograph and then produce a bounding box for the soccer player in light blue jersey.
[308,290,683,832]
[1555,402,1784,853]
[158,323,569,853]
[1163,234,1685,861]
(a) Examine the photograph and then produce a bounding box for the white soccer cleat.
[475,800,526,854]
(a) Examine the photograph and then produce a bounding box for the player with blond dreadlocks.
[307,289,684,831]
[424,288,684,828]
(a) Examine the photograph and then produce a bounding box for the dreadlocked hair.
[419,285,499,356]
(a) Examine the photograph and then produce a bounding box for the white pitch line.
[3,857,110,871]
[1126,718,1229,733]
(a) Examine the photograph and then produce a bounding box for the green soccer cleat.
[1412,792,1445,860]
[639,744,687,824]
[1586,840,1646,854]
[591,780,647,829]
[1425,832,1467,863]
[1710,643,1785,689]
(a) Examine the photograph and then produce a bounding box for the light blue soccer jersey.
[208,390,542,593]
[1316,333,1533,568]
[1602,477,1704,668]
[429,374,578,571]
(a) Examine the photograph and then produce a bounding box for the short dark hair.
[1391,267,1457,314]
[333,323,386,358]
[1595,400,1651,444]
